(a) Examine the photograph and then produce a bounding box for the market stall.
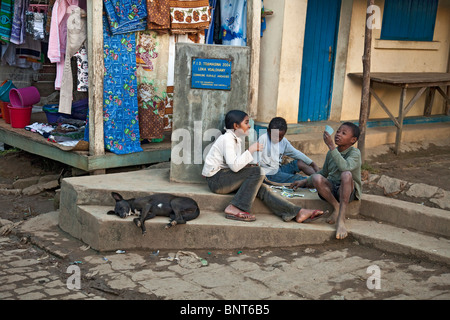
[0,0,263,173]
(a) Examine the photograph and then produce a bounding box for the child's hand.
[311,161,320,173]
[290,179,307,190]
[323,131,335,150]
[249,142,264,154]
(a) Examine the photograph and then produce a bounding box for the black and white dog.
[107,192,200,234]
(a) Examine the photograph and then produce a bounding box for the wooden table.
[348,72,450,154]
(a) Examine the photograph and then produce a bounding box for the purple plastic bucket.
[9,86,40,107]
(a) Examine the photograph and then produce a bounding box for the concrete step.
[57,168,450,263]
[58,168,359,244]
[360,194,450,239]
[60,169,351,214]
[75,205,336,251]
[68,204,450,265]
[348,220,450,265]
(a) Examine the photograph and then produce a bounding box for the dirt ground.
[361,142,450,208]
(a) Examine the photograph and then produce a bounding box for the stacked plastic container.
[7,86,40,128]
[0,80,16,124]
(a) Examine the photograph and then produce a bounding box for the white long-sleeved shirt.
[256,133,313,175]
[202,129,254,177]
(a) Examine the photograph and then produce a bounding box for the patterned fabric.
[147,0,170,31]
[0,0,14,43]
[75,45,88,92]
[163,86,173,130]
[169,0,211,33]
[103,15,143,154]
[10,0,29,45]
[103,0,147,35]
[136,31,169,140]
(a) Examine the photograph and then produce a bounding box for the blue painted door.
[298,0,341,122]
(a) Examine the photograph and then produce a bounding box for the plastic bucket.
[8,105,32,128]
[0,80,16,102]
[0,101,11,123]
[9,86,40,107]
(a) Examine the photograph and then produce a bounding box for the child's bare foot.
[326,208,339,224]
[295,209,323,223]
[336,220,348,239]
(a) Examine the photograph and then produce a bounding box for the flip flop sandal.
[225,211,256,222]
[304,210,327,223]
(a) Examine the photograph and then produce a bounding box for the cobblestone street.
[1,217,449,302]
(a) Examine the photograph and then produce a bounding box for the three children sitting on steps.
[202,111,361,240]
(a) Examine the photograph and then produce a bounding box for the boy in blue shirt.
[257,117,319,183]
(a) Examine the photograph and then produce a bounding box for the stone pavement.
[1,211,449,301]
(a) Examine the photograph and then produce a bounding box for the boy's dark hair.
[222,110,248,133]
[267,117,288,140]
[342,122,360,141]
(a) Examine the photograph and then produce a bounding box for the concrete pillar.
[170,43,250,184]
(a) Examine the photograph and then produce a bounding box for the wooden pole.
[87,0,105,173]
[358,0,374,162]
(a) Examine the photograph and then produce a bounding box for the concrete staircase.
[58,168,450,264]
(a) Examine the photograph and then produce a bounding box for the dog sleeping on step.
[107,192,200,234]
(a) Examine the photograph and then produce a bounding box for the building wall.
[257,0,450,124]
[257,0,307,124]
[341,0,450,121]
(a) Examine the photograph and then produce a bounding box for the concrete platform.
[58,168,450,264]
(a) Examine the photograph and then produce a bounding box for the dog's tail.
[185,207,200,221]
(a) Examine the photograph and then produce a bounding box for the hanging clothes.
[48,0,80,90]
[205,0,217,44]
[147,0,171,32]
[169,0,211,34]
[58,7,86,114]
[45,0,56,35]
[10,0,30,45]
[135,30,169,141]
[102,15,143,154]
[220,0,246,46]
[103,0,147,35]
[75,45,88,92]
[0,0,14,43]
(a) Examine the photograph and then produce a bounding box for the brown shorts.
[318,179,357,202]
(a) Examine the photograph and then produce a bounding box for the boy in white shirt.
[257,117,319,184]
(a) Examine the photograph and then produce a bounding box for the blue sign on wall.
[191,58,232,90]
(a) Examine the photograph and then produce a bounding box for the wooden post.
[246,0,261,120]
[358,0,374,162]
[394,87,407,155]
[87,0,105,174]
